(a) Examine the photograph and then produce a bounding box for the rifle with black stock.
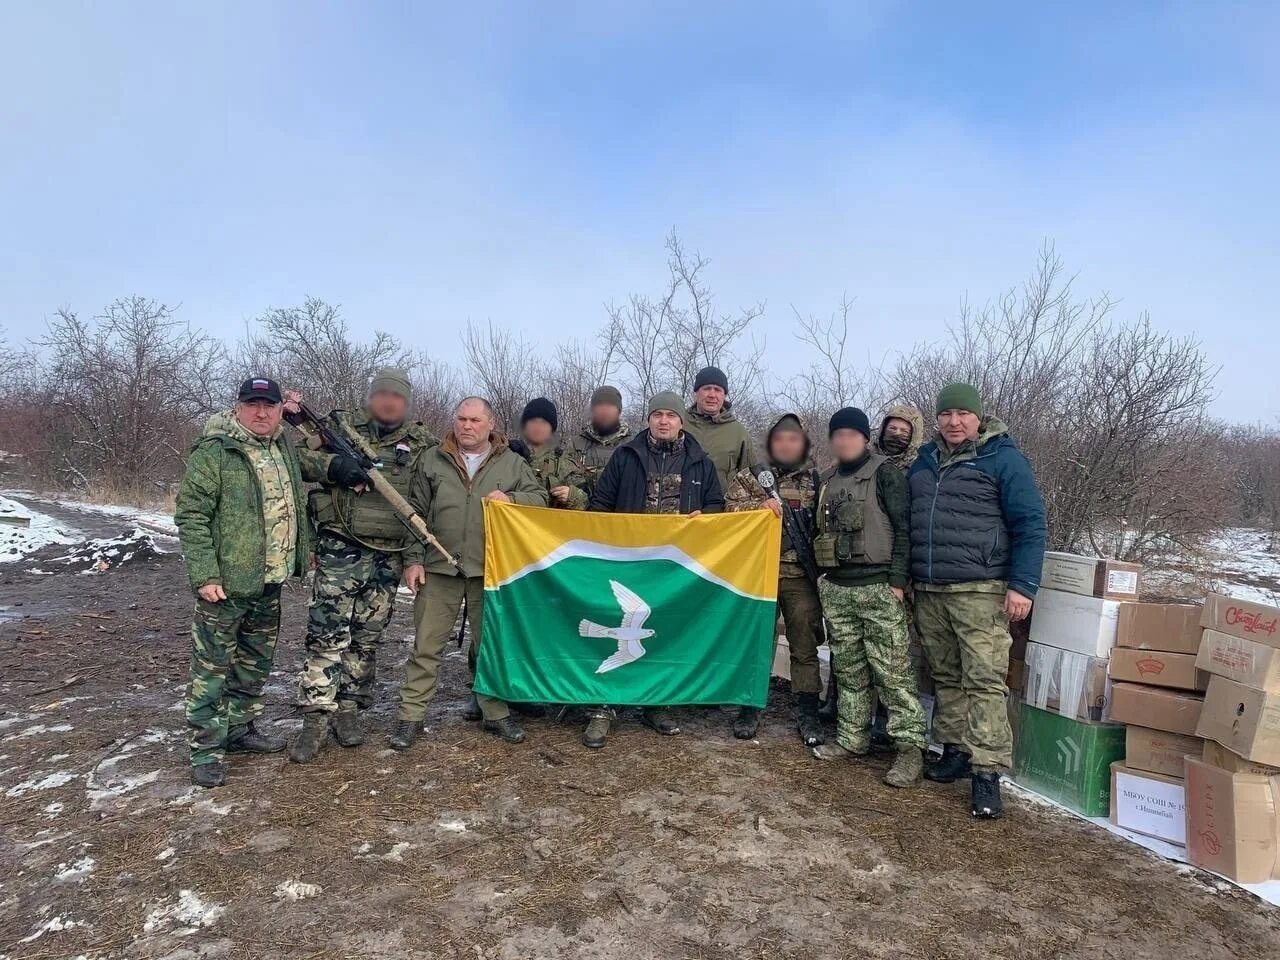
[284,399,461,570]
[750,463,821,584]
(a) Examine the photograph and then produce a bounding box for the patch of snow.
[192,797,234,816]
[6,771,79,797]
[42,801,64,817]
[274,880,323,901]
[46,753,71,763]
[142,890,224,934]
[55,857,95,881]
[85,769,159,806]
[435,818,468,833]
[0,495,81,563]
[156,847,176,861]
[18,914,83,943]
[41,497,175,534]
[4,722,73,741]
[0,713,38,729]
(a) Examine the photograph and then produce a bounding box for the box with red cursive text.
[1201,594,1280,649]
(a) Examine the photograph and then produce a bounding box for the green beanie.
[935,382,983,417]
[647,391,685,421]
[369,367,413,401]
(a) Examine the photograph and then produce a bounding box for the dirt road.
[0,501,1276,959]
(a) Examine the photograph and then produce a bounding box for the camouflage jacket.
[514,436,588,510]
[724,459,819,577]
[175,411,310,597]
[872,403,926,472]
[569,422,630,497]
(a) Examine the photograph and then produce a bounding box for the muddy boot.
[732,706,761,740]
[191,761,226,789]
[582,711,611,750]
[461,693,482,721]
[925,743,972,783]
[226,720,286,754]
[288,714,329,764]
[817,674,837,722]
[811,741,868,761]
[970,770,1003,819]
[795,693,825,747]
[330,707,364,748]
[883,747,924,788]
[389,719,423,750]
[642,707,681,736]
[483,716,527,744]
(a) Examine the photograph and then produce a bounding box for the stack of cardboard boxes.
[1012,552,1141,815]
[1103,602,1206,845]
[1185,593,1280,883]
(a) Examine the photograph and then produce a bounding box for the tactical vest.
[309,412,436,550]
[775,466,818,560]
[814,454,893,569]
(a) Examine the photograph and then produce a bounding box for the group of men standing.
[175,364,1045,819]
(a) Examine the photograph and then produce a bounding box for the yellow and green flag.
[473,502,781,707]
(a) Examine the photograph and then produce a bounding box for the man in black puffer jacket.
[908,383,1046,820]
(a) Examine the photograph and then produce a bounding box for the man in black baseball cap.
[237,377,283,405]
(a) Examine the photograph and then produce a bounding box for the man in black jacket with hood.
[582,391,725,747]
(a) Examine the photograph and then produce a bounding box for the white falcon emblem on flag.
[579,579,656,674]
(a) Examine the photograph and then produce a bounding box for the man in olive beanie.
[571,385,630,501]
[908,382,1046,819]
[369,367,413,402]
[683,366,753,493]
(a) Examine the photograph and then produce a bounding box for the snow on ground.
[36,497,177,536]
[1203,527,1280,604]
[0,495,81,562]
[142,890,224,934]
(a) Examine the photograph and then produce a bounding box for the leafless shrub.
[462,320,543,433]
[540,338,618,438]
[1222,423,1280,549]
[406,351,464,437]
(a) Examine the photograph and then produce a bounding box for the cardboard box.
[1126,725,1202,779]
[1028,589,1122,659]
[1109,682,1204,737]
[1041,552,1143,601]
[1109,647,1208,692]
[1196,676,1280,766]
[1202,740,1280,777]
[1185,756,1280,883]
[1201,593,1280,648]
[1116,602,1203,655]
[1023,641,1111,723]
[1013,703,1126,816]
[1196,629,1280,692]
[1110,762,1187,844]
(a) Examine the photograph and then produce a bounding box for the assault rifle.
[751,464,820,583]
[284,400,460,569]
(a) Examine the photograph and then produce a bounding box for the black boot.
[389,719,423,750]
[970,771,1003,819]
[461,693,482,721]
[795,693,825,746]
[288,713,329,763]
[732,706,761,740]
[483,716,527,744]
[924,743,972,784]
[642,707,681,736]
[191,761,226,789]
[817,674,837,722]
[869,705,893,751]
[226,720,286,754]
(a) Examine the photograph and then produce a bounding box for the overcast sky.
[2,2,1276,420]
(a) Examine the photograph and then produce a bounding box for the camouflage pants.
[297,533,403,713]
[186,584,281,766]
[778,575,824,695]
[914,588,1012,770]
[818,579,926,752]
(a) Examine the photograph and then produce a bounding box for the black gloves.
[328,455,367,489]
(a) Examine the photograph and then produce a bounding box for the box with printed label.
[1125,725,1202,779]
[1041,552,1143,601]
[1110,762,1187,844]
[1202,740,1280,777]
[1022,641,1111,723]
[1013,703,1126,816]
[1116,602,1203,655]
[1028,589,1122,659]
[1109,647,1207,692]
[1109,682,1204,737]
[1195,629,1280,692]
[1201,593,1280,649]
[1195,676,1280,767]
[1184,756,1280,883]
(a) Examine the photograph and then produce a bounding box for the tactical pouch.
[309,488,339,527]
[813,532,839,568]
[835,499,865,531]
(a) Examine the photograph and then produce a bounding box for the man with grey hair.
[391,396,547,749]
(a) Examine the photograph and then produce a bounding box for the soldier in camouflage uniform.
[809,407,926,789]
[511,397,588,510]
[174,378,310,789]
[722,414,826,746]
[584,391,724,747]
[909,383,1046,819]
[569,385,631,500]
[288,368,438,763]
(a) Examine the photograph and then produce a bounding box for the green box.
[1012,703,1126,816]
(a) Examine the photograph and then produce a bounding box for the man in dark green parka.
[175,377,311,789]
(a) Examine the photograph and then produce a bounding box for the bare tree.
[540,338,618,438]
[462,321,542,433]
[406,351,464,437]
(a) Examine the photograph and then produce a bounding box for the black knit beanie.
[521,397,558,431]
[693,366,729,393]
[828,407,871,440]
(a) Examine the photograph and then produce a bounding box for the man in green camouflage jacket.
[288,368,439,763]
[569,385,630,500]
[511,397,588,510]
[175,377,310,789]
